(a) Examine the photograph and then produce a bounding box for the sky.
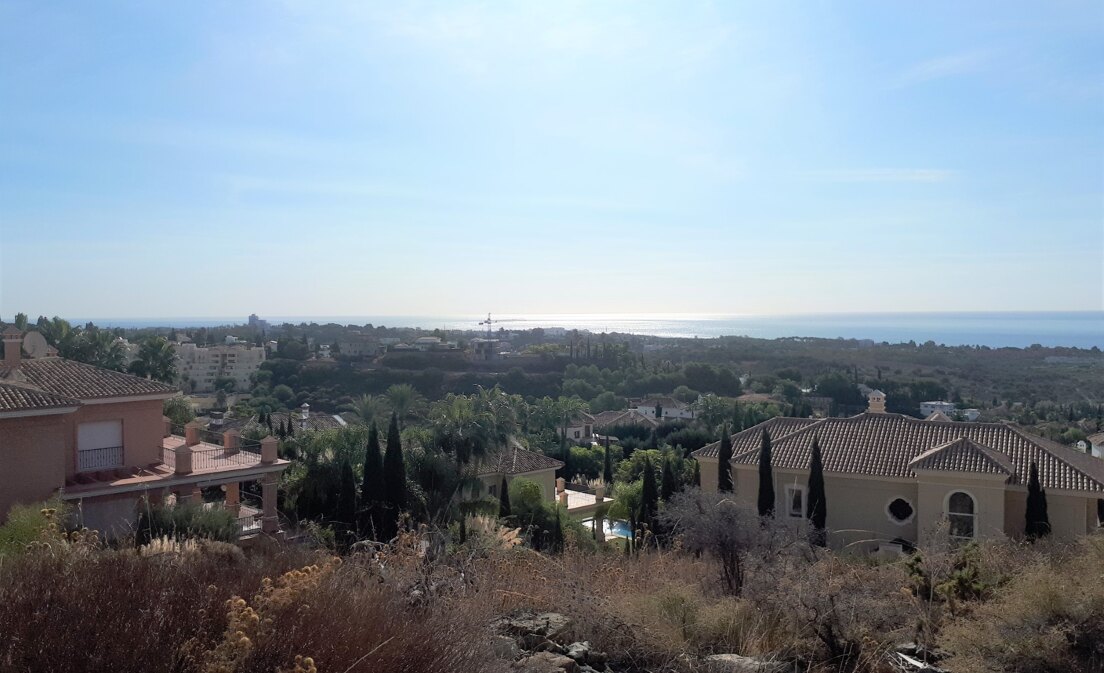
[1,1,1102,320]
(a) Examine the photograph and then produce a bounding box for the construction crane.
[478,312,498,339]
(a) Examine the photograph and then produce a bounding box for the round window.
[887,498,914,524]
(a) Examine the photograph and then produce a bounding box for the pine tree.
[693,459,701,487]
[807,435,827,546]
[640,456,659,532]
[499,476,511,518]
[360,422,385,538]
[1025,461,1050,539]
[382,412,407,539]
[337,459,358,545]
[717,424,734,492]
[603,437,614,484]
[661,456,677,501]
[757,430,775,517]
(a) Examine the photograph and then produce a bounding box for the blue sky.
[1,1,1101,319]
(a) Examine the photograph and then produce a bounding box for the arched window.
[946,491,976,539]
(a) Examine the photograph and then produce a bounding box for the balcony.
[77,445,124,472]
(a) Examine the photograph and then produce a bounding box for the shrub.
[0,499,66,556]
[136,502,239,544]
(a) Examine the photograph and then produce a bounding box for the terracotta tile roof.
[0,357,177,400]
[477,443,564,476]
[1088,432,1104,446]
[0,382,79,413]
[925,411,953,422]
[908,437,1014,475]
[592,409,660,430]
[704,413,1104,494]
[635,396,687,410]
[694,416,820,458]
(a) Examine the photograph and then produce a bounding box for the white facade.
[633,397,695,420]
[921,401,980,422]
[174,343,265,393]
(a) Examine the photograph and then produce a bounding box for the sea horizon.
[63,310,1104,350]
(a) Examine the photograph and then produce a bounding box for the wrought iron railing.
[77,446,124,472]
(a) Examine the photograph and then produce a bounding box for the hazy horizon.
[2,2,1102,318]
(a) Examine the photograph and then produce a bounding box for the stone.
[565,641,590,664]
[515,651,579,673]
[494,611,574,641]
[492,635,521,660]
[703,654,792,673]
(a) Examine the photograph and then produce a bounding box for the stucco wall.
[478,469,557,503]
[1047,493,1094,538]
[0,414,69,520]
[916,473,1008,546]
[698,458,719,494]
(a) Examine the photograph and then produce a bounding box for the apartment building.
[175,342,265,393]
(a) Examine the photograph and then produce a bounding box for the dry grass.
[0,513,1100,673]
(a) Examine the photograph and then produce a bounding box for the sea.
[78,312,1104,350]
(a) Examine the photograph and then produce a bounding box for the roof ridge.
[908,436,1014,474]
[729,417,828,462]
[1005,423,1104,491]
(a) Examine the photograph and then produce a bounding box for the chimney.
[300,402,310,429]
[2,327,22,368]
[867,390,887,414]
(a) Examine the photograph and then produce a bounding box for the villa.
[0,328,289,538]
[693,391,1104,552]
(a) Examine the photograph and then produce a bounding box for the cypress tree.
[693,459,701,487]
[717,424,734,493]
[337,458,358,545]
[661,456,677,501]
[287,416,295,437]
[603,436,614,484]
[640,456,659,531]
[757,430,775,517]
[382,412,407,538]
[551,507,564,554]
[648,428,659,450]
[499,476,511,518]
[807,435,827,546]
[360,422,384,538]
[1025,461,1050,539]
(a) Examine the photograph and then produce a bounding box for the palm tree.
[345,394,386,426]
[128,336,176,383]
[386,383,423,426]
[430,394,500,466]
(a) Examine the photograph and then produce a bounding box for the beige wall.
[0,414,69,520]
[915,472,1008,546]
[476,469,557,502]
[699,457,1100,550]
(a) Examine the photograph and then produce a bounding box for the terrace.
[62,420,288,536]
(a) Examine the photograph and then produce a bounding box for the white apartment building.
[174,343,266,393]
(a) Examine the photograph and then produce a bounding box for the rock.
[565,641,590,664]
[492,635,521,660]
[703,654,792,673]
[515,651,579,673]
[895,642,949,662]
[495,611,574,642]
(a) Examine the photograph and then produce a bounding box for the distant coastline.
[67,311,1104,350]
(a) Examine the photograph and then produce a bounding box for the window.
[489,484,498,497]
[785,485,805,518]
[573,430,580,439]
[886,497,915,524]
[946,491,976,539]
